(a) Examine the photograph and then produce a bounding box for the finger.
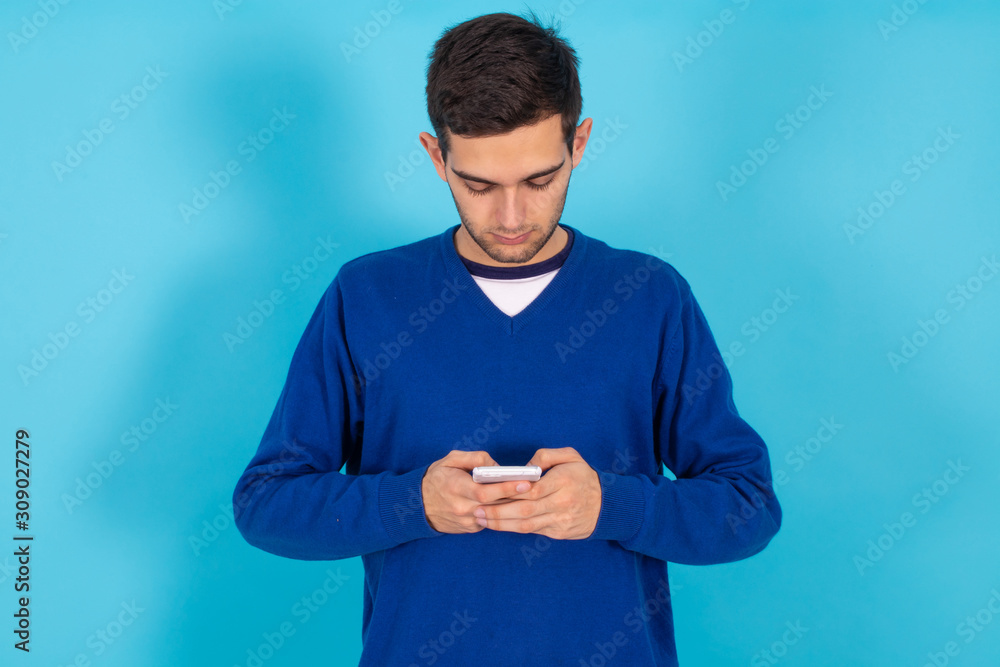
[475,496,548,524]
[479,506,578,537]
[526,447,581,470]
[443,449,498,471]
[478,497,517,506]
[512,477,557,500]
[476,504,562,534]
[468,479,532,504]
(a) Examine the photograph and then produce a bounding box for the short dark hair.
[424,10,583,166]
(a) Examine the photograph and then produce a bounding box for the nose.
[495,186,526,228]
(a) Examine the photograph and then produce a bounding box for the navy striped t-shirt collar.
[459,226,575,280]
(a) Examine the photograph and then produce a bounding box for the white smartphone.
[471,465,542,483]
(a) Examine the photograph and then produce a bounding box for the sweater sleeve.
[233,272,444,561]
[586,276,782,564]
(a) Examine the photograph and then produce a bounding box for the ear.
[419,131,448,182]
[571,117,594,170]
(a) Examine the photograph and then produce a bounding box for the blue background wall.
[2,1,998,665]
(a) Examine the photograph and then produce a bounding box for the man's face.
[421,113,592,266]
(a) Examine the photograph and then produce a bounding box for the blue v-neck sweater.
[233,224,782,666]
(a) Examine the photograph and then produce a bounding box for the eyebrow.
[451,159,565,186]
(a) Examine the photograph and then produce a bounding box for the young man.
[233,11,781,666]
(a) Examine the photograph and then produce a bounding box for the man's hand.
[421,450,534,534]
[472,447,602,540]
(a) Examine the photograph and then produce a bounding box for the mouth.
[493,231,531,244]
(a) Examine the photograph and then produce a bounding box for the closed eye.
[466,180,554,197]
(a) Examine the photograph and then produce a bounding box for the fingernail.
[516,483,530,493]
[476,518,487,527]
[474,508,485,518]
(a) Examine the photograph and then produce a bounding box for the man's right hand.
[421,450,533,534]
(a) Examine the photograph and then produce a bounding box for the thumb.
[445,449,497,470]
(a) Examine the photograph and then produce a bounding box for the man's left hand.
[473,447,602,540]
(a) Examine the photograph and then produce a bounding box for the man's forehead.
[447,119,567,183]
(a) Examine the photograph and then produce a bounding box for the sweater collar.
[439,222,588,333]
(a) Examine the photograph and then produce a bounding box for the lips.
[494,232,530,243]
